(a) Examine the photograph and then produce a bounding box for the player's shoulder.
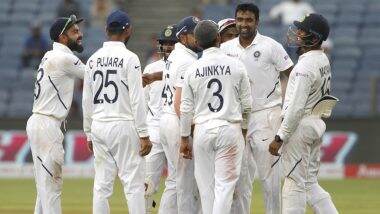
[300,51,330,70]
[52,50,82,69]
[144,59,165,74]
[87,48,102,62]
[52,48,78,61]
[220,37,239,50]
[258,33,283,49]
[292,55,316,77]
[120,47,139,61]
[170,52,193,69]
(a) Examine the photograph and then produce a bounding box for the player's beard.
[67,37,83,53]
[237,26,255,40]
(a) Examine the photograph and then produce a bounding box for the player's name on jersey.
[195,65,231,78]
[89,57,124,68]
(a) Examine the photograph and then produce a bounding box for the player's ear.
[57,33,67,44]
[178,34,186,45]
[124,25,132,38]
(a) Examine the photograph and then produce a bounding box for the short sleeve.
[271,41,293,72]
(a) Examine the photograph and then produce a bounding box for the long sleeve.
[60,54,85,79]
[127,55,149,138]
[82,63,93,141]
[180,71,195,137]
[277,67,314,142]
[143,67,151,113]
[238,62,253,129]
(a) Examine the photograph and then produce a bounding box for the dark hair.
[194,20,218,49]
[235,3,260,21]
[107,28,124,35]
[107,22,127,35]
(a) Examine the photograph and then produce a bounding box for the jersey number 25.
[93,69,119,104]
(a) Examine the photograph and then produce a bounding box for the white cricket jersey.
[162,42,198,115]
[143,59,165,128]
[221,33,293,112]
[82,41,148,140]
[180,47,253,136]
[32,42,85,121]
[277,50,331,142]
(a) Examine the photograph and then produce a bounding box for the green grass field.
[0,178,379,213]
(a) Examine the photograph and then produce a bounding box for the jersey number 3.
[34,68,44,100]
[207,78,224,112]
[93,69,119,104]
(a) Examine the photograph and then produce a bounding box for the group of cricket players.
[26,2,340,214]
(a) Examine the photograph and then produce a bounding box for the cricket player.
[218,18,238,43]
[26,15,85,214]
[144,24,177,213]
[159,16,201,214]
[180,20,252,214]
[82,10,152,214]
[269,13,338,214]
[221,3,294,214]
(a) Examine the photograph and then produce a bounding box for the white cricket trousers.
[91,120,145,214]
[26,113,65,214]
[159,113,200,214]
[232,106,282,214]
[193,121,244,214]
[281,115,338,214]
[283,179,338,214]
[145,125,166,213]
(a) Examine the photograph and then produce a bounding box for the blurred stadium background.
[0,0,379,213]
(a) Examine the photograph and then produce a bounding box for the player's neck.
[298,46,322,56]
[108,38,123,42]
[107,34,125,43]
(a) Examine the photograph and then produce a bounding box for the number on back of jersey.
[162,84,174,106]
[207,78,224,112]
[34,68,44,100]
[93,69,119,104]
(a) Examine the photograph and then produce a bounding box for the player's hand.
[180,137,192,159]
[269,140,282,156]
[87,141,93,153]
[139,137,152,156]
[142,73,158,87]
[142,74,152,87]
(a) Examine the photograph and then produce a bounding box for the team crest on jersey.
[253,51,261,60]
